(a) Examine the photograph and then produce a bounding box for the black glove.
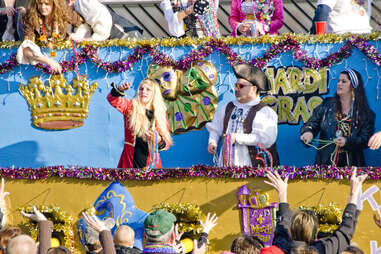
[193,0,209,15]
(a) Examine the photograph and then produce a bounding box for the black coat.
[273,203,360,254]
[115,245,142,254]
[300,97,375,166]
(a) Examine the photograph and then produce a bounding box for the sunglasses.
[235,82,252,89]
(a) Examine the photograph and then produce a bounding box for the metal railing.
[102,0,381,38]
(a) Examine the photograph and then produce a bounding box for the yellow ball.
[51,238,60,248]
[180,238,194,253]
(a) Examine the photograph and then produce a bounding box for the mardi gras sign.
[263,67,329,124]
[237,185,277,245]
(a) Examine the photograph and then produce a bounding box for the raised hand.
[21,206,47,222]
[264,170,288,203]
[174,223,184,242]
[118,82,131,91]
[82,212,107,233]
[348,169,367,204]
[0,178,9,209]
[200,213,217,234]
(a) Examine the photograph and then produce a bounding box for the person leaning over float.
[67,0,143,42]
[107,79,173,169]
[300,69,375,167]
[206,63,279,167]
[160,0,220,38]
[229,0,284,37]
[16,0,84,73]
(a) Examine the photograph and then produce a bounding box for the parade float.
[1,33,381,253]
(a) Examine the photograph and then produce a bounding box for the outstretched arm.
[21,206,52,254]
[315,170,367,253]
[264,171,292,252]
[82,212,116,254]
[0,178,9,228]
[107,82,133,115]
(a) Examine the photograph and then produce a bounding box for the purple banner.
[237,185,277,246]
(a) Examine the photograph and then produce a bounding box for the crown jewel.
[19,75,98,130]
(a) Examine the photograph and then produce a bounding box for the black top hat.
[233,64,270,91]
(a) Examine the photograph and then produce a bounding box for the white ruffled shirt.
[206,97,278,167]
[318,0,372,34]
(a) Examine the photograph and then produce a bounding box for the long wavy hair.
[25,0,70,40]
[335,69,372,126]
[129,78,173,147]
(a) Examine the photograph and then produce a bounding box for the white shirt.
[206,97,278,167]
[318,0,372,34]
[73,0,113,40]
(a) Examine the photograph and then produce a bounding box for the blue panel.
[0,41,380,167]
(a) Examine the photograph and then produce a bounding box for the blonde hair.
[129,78,172,147]
[290,210,318,245]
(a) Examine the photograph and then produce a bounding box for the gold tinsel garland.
[0,32,380,49]
[18,205,75,253]
[298,203,343,233]
[152,202,205,239]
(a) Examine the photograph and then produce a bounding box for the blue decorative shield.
[77,181,148,251]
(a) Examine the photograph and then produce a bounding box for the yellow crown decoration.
[19,75,98,130]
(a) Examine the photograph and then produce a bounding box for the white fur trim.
[16,40,43,65]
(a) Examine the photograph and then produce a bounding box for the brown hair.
[290,210,318,245]
[290,244,318,254]
[0,227,22,253]
[231,235,264,254]
[25,0,70,40]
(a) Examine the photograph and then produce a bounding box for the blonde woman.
[107,79,172,169]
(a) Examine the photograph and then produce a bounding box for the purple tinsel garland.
[0,36,380,74]
[0,165,379,181]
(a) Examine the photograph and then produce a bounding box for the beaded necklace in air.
[197,0,220,37]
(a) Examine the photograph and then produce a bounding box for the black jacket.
[300,97,375,166]
[115,245,142,254]
[273,203,359,254]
